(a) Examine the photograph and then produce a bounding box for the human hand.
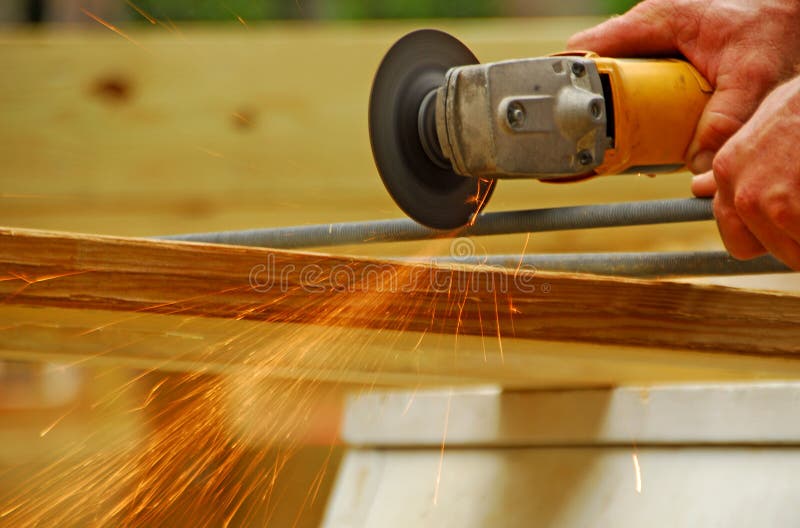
[568,0,800,174]
[690,75,800,269]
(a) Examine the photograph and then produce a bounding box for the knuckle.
[700,111,743,150]
[712,195,729,219]
[711,154,734,186]
[763,192,797,229]
[732,187,760,218]
[741,59,780,88]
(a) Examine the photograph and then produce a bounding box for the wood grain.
[2,227,799,362]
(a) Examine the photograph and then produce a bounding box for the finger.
[713,194,766,260]
[738,215,800,270]
[733,187,800,269]
[687,61,780,173]
[691,171,717,197]
[567,1,680,56]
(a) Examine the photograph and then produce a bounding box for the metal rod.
[422,251,791,278]
[158,198,792,276]
[159,198,714,249]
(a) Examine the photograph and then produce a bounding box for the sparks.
[133,378,169,411]
[80,9,148,52]
[157,17,185,38]
[0,504,22,518]
[515,233,531,274]
[124,0,157,24]
[8,270,88,285]
[475,300,487,362]
[433,390,453,506]
[493,288,504,364]
[632,451,642,493]
[402,385,419,416]
[39,407,75,438]
[0,236,530,524]
[195,146,226,158]
[231,111,252,127]
[466,178,494,227]
[3,270,90,303]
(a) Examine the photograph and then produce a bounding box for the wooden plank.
[7,304,800,388]
[2,228,799,367]
[342,384,800,446]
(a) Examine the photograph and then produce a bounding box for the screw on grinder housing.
[369,30,713,229]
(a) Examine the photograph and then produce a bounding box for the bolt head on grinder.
[369,29,496,230]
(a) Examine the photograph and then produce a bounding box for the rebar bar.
[425,251,790,278]
[160,198,714,249]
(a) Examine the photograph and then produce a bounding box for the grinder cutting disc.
[369,29,496,230]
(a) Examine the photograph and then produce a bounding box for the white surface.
[324,446,800,528]
[343,383,800,446]
[326,383,800,527]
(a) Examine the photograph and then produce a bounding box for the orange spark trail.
[125,0,157,24]
[80,9,148,51]
[632,451,642,493]
[493,288,504,363]
[507,232,532,338]
[3,270,89,302]
[133,378,169,411]
[196,146,225,158]
[231,112,252,126]
[39,407,76,438]
[8,270,89,285]
[475,300,487,362]
[507,295,519,337]
[402,385,419,415]
[1,240,517,525]
[516,233,531,274]
[466,178,493,227]
[433,390,453,506]
[73,284,249,336]
[454,291,469,351]
[291,446,335,528]
[156,17,185,38]
[223,5,249,29]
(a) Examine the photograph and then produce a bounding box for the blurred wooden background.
[0,18,726,258]
[0,0,617,25]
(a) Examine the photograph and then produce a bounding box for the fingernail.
[689,150,714,174]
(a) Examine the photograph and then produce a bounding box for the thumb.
[686,85,764,173]
[567,1,682,56]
